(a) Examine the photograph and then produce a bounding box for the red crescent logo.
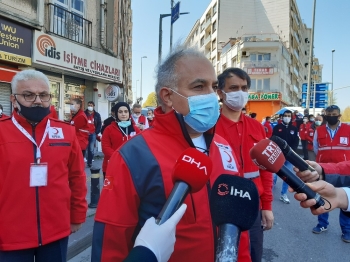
[53,128,59,134]
[223,151,232,163]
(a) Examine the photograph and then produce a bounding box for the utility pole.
[170,0,174,51]
[305,0,316,110]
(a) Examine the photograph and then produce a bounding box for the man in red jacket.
[312,104,350,242]
[216,67,274,262]
[263,116,273,138]
[70,98,89,158]
[0,70,87,261]
[91,47,252,261]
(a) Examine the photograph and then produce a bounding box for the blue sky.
[131,0,350,111]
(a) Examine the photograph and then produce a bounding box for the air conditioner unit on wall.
[242,51,250,57]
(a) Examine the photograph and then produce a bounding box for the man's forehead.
[175,56,215,80]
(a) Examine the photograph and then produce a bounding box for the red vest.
[316,124,350,163]
[299,122,311,140]
[137,115,146,125]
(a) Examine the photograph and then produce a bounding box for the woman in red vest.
[102,102,140,178]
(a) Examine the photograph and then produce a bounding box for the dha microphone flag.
[156,148,213,225]
[250,139,324,209]
[210,175,259,262]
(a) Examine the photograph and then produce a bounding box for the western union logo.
[0,51,31,65]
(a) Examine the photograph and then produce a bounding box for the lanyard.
[119,126,129,141]
[12,116,50,164]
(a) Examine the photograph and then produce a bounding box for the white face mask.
[70,104,77,112]
[222,90,248,111]
[88,106,94,111]
[0,109,2,115]
[303,119,308,123]
[283,117,291,124]
[315,120,322,126]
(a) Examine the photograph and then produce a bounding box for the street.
[69,174,349,262]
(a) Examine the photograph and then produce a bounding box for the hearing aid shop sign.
[248,92,281,101]
[32,31,123,83]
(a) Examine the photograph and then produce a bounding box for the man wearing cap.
[312,104,350,242]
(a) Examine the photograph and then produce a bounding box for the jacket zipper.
[32,125,42,246]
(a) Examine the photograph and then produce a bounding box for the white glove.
[134,204,187,262]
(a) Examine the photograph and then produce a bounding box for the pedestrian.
[272,110,300,204]
[0,69,87,262]
[101,106,116,134]
[263,116,273,138]
[70,98,89,158]
[132,103,149,130]
[101,102,140,179]
[216,67,274,262]
[91,46,245,261]
[84,101,102,167]
[0,104,9,118]
[312,104,350,242]
[299,115,310,160]
[147,108,155,126]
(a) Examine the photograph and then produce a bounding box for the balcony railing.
[201,18,211,31]
[241,60,278,69]
[47,3,92,46]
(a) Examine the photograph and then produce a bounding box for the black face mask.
[17,101,50,123]
[325,115,339,126]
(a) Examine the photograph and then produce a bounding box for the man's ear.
[159,87,173,108]
[217,89,224,101]
[10,94,18,109]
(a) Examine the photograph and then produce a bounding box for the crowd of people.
[0,45,349,262]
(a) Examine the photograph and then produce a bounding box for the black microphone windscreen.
[270,135,289,153]
[210,175,260,231]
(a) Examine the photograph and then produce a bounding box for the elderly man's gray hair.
[11,70,50,93]
[155,46,207,107]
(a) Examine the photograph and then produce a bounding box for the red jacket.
[263,121,273,138]
[0,113,9,118]
[299,122,311,140]
[101,121,140,172]
[215,114,273,211]
[315,123,350,163]
[0,112,87,251]
[320,161,350,176]
[93,107,252,262]
[305,124,317,151]
[50,105,58,119]
[70,110,89,150]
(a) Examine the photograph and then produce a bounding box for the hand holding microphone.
[250,139,325,209]
[134,204,187,262]
[156,148,213,225]
[210,175,260,262]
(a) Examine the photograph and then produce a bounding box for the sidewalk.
[67,152,104,260]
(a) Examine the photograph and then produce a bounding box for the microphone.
[250,139,324,209]
[155,148,213,225]
[270,135,316,172]
[210,175,260,262]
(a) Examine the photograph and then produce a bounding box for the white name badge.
[30,163,48,187]
[88,120,92,123]
[340,137,348,145]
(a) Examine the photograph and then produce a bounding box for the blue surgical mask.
[118,120,131,128]
[172,90,219,133]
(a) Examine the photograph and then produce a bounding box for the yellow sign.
[0,51,31,65]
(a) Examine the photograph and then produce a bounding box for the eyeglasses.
[14,93,52,102]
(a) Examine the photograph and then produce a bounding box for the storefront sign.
[0,17,32,65]
[105,85,120,102]
[33,31,123,83]
[248,92,280,101]
[247,68,273,75]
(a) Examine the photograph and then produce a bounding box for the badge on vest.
[214,142,238,172]
[49,127,64,139]
[290,130,295,135]
[340,137,348,145]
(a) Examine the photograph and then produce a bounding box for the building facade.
[184,0,322,107]
[0,0,132,121]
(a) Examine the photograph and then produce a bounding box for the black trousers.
[301,140,309,160]
[249,211,263,262]
[0,237,68,262]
